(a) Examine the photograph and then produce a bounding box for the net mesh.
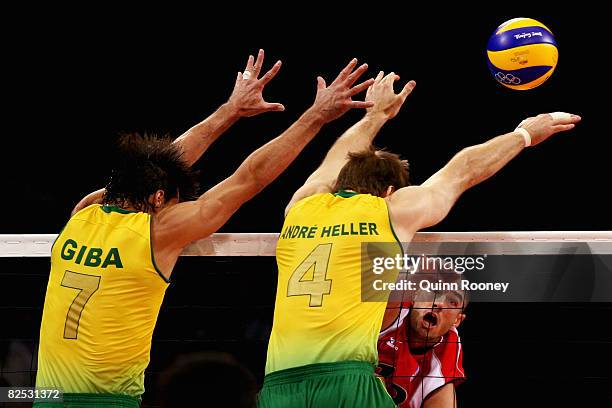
[1,233,611,407]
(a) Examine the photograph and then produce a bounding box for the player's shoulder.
[290,191,333,210]
[332,190,388,209]
[287,191,391,220]
[70,203,102,220]
[386,185,431,208]
[71,204,148,231]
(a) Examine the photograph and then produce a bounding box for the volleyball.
[487,18,558,90]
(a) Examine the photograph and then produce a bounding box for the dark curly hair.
[103,133,199,212]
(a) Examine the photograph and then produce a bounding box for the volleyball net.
[1,232,611,406]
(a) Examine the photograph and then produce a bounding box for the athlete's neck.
[103,201,147,213]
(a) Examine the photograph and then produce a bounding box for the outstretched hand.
[518,112,581,146]
[310,58,375,124]
[366,71,416,120]
[227,49,285,117]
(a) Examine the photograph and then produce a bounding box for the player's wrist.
[302,107,328,127]
[221,101,243,120]
[514,127,531,147]
[364,110,388,123]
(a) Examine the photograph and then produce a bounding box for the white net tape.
[1,232,612,257]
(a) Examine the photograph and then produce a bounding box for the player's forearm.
[243,108,325,192]
[305,112,387,184]
[328,111,387,156]
[447,131,526,192]
[173,102,241,167]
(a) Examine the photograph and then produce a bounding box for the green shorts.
[257,360,395,408]
[33,393,140,407]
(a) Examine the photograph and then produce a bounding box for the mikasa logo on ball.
[510,52,529,65]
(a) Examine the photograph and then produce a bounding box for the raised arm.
[71,49,284,215]
[388,112,582,239]
[155,58,375,250]
[174,49,285,166]
[285,72,416,213]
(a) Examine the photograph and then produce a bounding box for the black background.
[1,7,609,233]
[1,5,611,407]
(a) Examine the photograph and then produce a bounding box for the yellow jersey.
[36,204,169,398]
[265,191,402,374]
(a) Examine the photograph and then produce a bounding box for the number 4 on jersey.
[287,243,332,307]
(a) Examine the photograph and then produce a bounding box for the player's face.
[409,290,466,343]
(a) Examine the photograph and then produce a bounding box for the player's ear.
[150,190,166,209]
[383,186,395,197]
[453,313,466,328]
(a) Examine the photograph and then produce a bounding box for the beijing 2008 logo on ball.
[487,17,558,90]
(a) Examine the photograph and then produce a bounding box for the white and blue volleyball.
[487,18,558,90]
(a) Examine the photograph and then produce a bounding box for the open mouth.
[422,312,438,328]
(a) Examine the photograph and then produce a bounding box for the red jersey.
[377,305,465,408]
